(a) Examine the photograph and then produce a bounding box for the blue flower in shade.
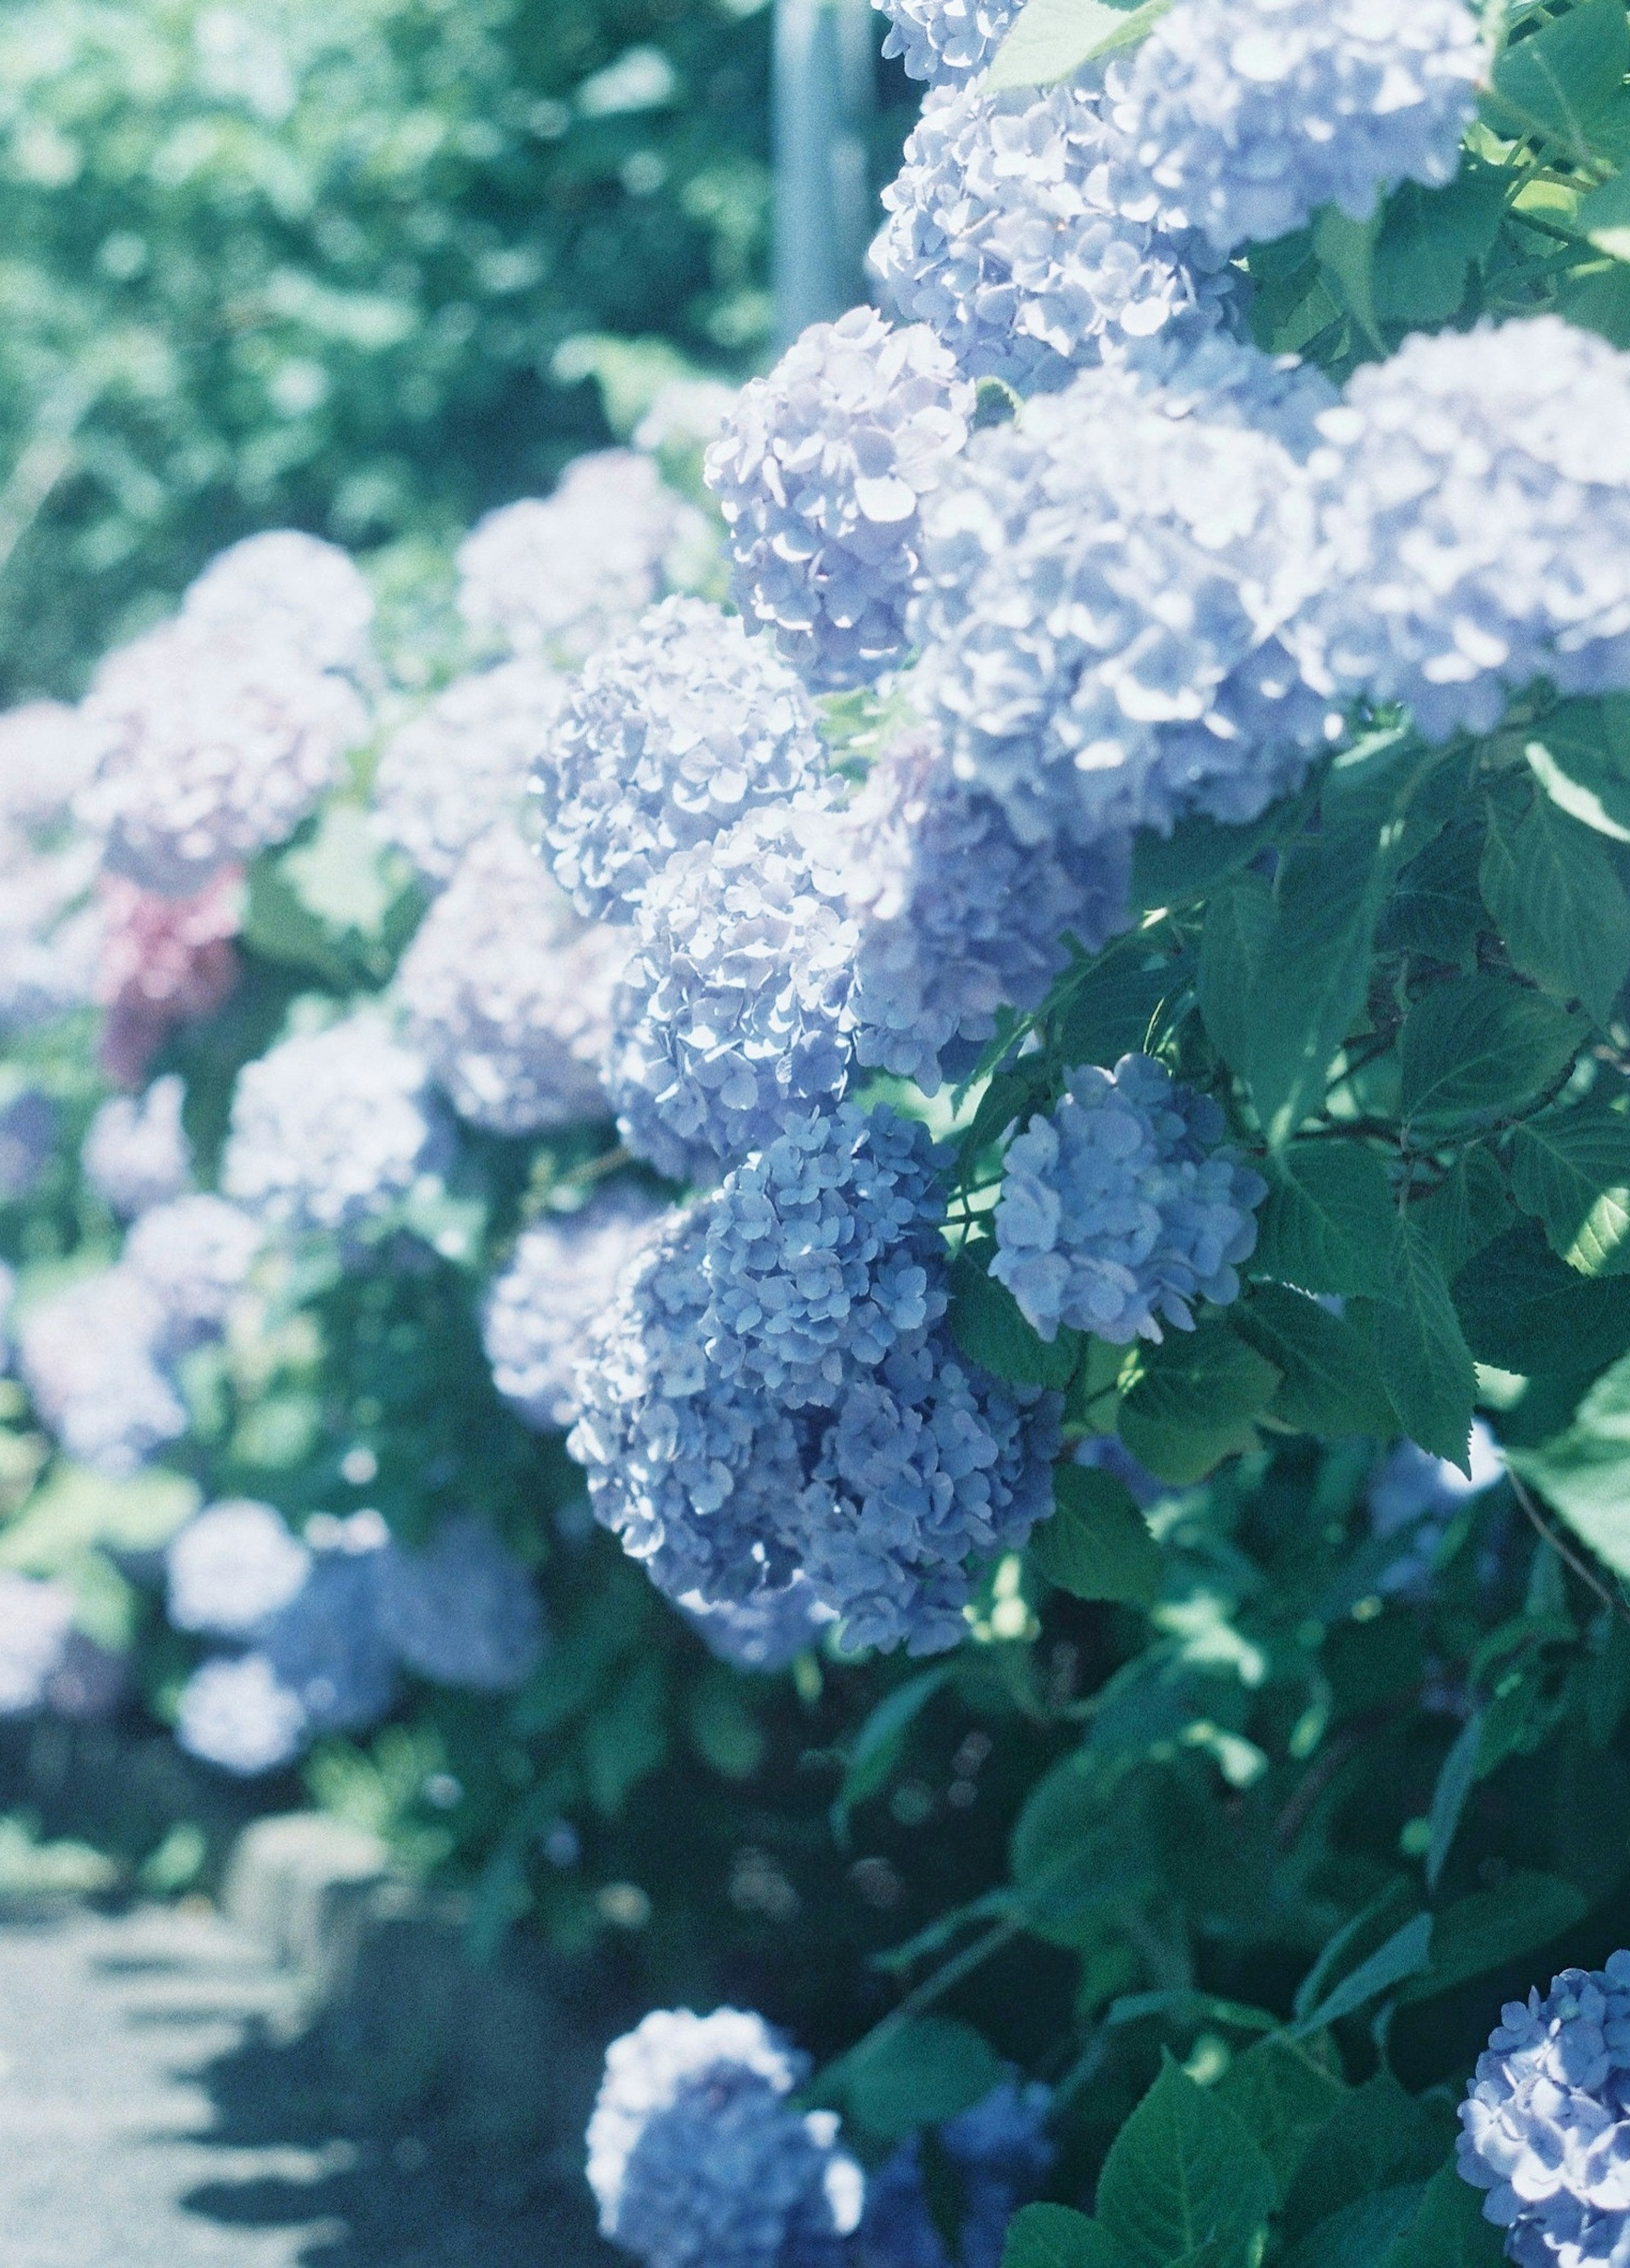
[376,1516,545,1692]
[860,2081,1055,2268]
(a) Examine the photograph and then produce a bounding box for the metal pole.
[772,0,878,348]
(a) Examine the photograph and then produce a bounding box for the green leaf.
[1252,1141,1398,1299]
[1279,2187,1428,2268]
[949,1250,1082,1388]
[1480,794,1630,1027]
[1118,1322,1282,1485]
[1312,203,1383,348]
[1400,976,1587,1135]
[1381,2164,1508,2267]
[1003,2206,1134,2268]
[1281,2072,1453,2250]
[1509,1350,1630,1577]
[1198,873,1272,1072]
[846,2016,1004,2141]
[1526,701,1630,842]
[1511,1104,1630,1277]
[1401,1871,1587,2003]
[1214,2037,1348,2204]
[1130,783,1315,913]
[1009,1755,1158,1944]
[1234,1282,1398,1437]
[1578,164,1630,265]
[1029,1463,1161,1606]
[1376,815,1488,968]
[1289,1912,1433,2036]
[1096,2056,1275,2268]
[1419,1144,1516,1284]
[1055,949,1187,1070]
[1425,1713,1483,1892]
[0,1464,199,1572]
[1375,1219,1477,1469]
[1371,166,1507,328]
[986,0,1169,93]
[1487,0,1630,156]
[831,1666,953,1839]
[1453,1220,1630,1376]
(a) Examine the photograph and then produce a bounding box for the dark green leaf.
[1453,1220,1630,1375]
[949,1251,1081,1389]
[1280,2186,1428,2268]
[1290,1912,1433,2035]
[1281,2072,1453,2249]
[1002,2206,1134,2268]
[1252,1141,1399,1299]
[1312,203,1383,348]
[846,2016,1003,2140]
[1511,1103,1630,1277]
[1509,1350,1630,1578]
[986,0,1169,90]
[1400,975,1586,1135]
[1198,873,1272,1072]
[959,1064,1052,1168]
[1376,1219,1476,1469]
[1382,2163,1509,2268]
[1214,2036,1348,2203]
[1118,1322,1282,1485]
[1055,951,1187,1070]
[1095,2057,1276,2268]
[1402,1871,1587,2003]
[1481,794,1630,1027]
[1371,166,1507,328]
[1487,0,1630,154]
[1419,1145,1515,1284]
[1526,700,1630,842]
[1426,1713,1483,1892]
[831,1667,953,1838]
[1009,1756,1157,1944]
[1376,815,1488,968]
[1235,1282,1398,1437]
[1130,781,1318,913]
[1029,1463,1161,1606]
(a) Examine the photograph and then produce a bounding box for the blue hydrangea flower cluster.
[587,2007,864,2268]
[912,359,1328,848]
[1123,329,1338,459]
[81,1075,192,1219]
[704,309,975,690]
[872,0,1024,85]
[860,2081,1054,2268]
[222,1013,453,1240]
[1458,1950,1630,2265]
[166,1499,313,1640]
[992,1054,1267,1343]
[839,729,1133,1091]
[393,824,625,1136]
[121,1194,261,1359]
[375,1515,545,1692]
[678,1577,838,1674]
[1366,1418,1504,1599]
[1299,318,1630,741]
[0,700,107,834]
[606,800,859,1177]
[535,598,831,924]
[371,658,568,892]
[483,1187,673,1433]
[1105,0,1484,258]
[180,530,376,677]
[0,1086,59,1204]
[870,75,1236,396]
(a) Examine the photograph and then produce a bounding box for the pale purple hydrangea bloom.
[1458,1950,1630,2266]
[457,451,711,665]
[376,1516,545,1692]
[17,1269,188,1476]
[76,618,368,897]
[587,2007,864,2268]
[174,1653,308,1775]
[121,1194,261,1358]
[911,359,1327,848]
[678,1577,837,1673]
[607,800,859,1177]
[371,658,568,891]
[1299,318,1630,741]
[180,530,376,676]
[992,1054,1266,1343]
[0,1572,75,1716]
[222,1014,453,1239]
[166,1499,314,1640]
[870,75,1237,396]
[535,597,831,924]
[1106,0,1484,258]
[1367,1418,1504,1598]
[839,730,1133,1092]
[872,0,1024,86]
[393,825,625,1135]
[705,310,975,690]
[859,2081,1054,2268]
[82,1076,192,1219]
[482,1187,672,1433]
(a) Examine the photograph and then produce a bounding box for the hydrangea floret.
[371,657,567,892]
[483,1187,672,1434]
[121,1193,262,1357]
[0,1573,76,1718]
[677,1577,837,1674]
[180,530,376,676]
[81,1075,192,1219]
[174,1653,309,1776]
[871,0,1025,86]
[16,1269,187,1477]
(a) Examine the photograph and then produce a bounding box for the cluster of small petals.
[705,310,975,690]
[839,730,1132,1090]
[1122,328,1339,458]
[77,618,368,897]
[1106,0,1484,258]
[483,1187,672,1433]
[912,361,1326,848]
[166,1499,313,1640]
[94,868,242,1087]
[0,700,108,833]
[992,1054,1266,1343]
[1299,318,1630,741]
[121,1195,262,1358]
[860,2081,1054,2268]
[607,800,859,1177]
[375,1516,545,1692]
[457,452,711,665]
[1367,1418,1504,1599]
[871,75,1237,396]
[872,0,1024,86]
[0,835,102,1034]
[0,1572,75,1717]
[678,1577,837,1673]
[536,598,831,924]
[222,1014,453,1239]
[180,531,376,676]
[17,1269,187,1476]
[393,826,624,1135]
[371,658,567,891]
[175,1653,308,1775]
[0,1088,59,1203]
[82,1075,192,1219]
[587,2007,863,2268]
[1458,1949,1630,2263]
[700,1105,949,1410]
[260,1538,396,1735]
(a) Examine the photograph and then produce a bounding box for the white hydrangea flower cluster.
[587,2007,864,2268]
[457,450,711,665]
[393,825,626,1136]
[121,1195,262,1359]
[0,833,101,1036]
[912,358,1327,848]
[992,1054,1267,1343]
[82,1076,192,1220]
[16,1270,188,1477]
[535,598,831,924]
[0,1572,76,1717]
[371,657,568,892]
[166,1499,314,1640]
[871,0,1025,86]
[483,1187,672,1433]
[180,530,376,676]
[375,1515,545,1692]
[870,75,1236,396]
[704,310,975,690]
[1106,0,1484,257]
[1300,318,1630,741]
[0,700,108,834]
[174,1655,311,1777]
[222,1013,453,1239]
